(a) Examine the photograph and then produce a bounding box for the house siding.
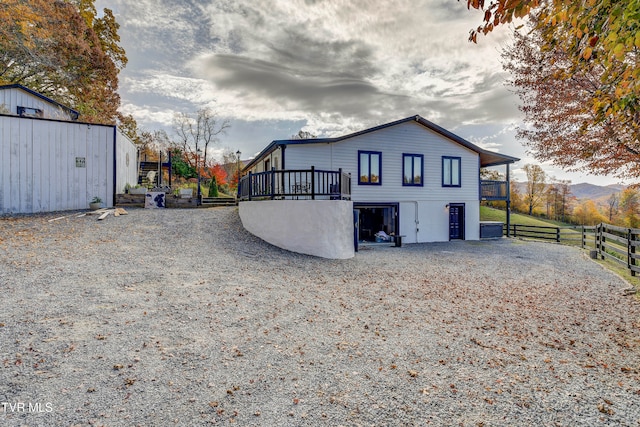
[279,122,481,243]
[251,146,284,173]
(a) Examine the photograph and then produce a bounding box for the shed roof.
[245,115,519,170]
[0,84,80,120]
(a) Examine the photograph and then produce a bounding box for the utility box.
[480,222,504,239]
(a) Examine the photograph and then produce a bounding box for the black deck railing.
[480,180,509,201]
[238,167,351,201]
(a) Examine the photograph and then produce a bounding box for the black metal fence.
[238,167,351,201]
[480,180,508,201]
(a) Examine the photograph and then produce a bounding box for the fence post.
[248,172,253,201]
[556,227,560,243]
[629,229,636,277]
[311,166,316,200]
[513,224,517,238]
[600,224,606,260]
[581,226,585,249]
[338,168,343,199]
[270,167,275,200]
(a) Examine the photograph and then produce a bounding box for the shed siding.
[0,87,75,120]
[115,129,139,194]
[0,116,122,214]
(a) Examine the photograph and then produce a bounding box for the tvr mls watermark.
[2,402,53,413]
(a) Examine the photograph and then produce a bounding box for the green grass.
[480,206,564,227]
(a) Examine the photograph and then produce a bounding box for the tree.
[207,164,228,186]
[523,164,546,215]
[619,188,640,228]
[509,179,525,213]
[170,150,196,179]
[137,130,172,162]
[462,0,639,178]
[0,0,128,125]
[545,183,559,219]
[607,192,620,222]
[544,178,572,221]
[220,149,242,190]
[572,200,606,226]
[480,168,503,181]
[291,130,317,139]
[173,108,230,171]
[208,176,219,198]
[502,25,638,179]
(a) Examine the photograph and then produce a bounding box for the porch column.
[506,163,511,238]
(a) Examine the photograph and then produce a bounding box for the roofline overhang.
[243,115,520,171]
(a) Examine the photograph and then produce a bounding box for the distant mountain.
[570,183,625,200]
[514,182,624,202]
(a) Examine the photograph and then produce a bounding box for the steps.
[201,197,237,207]
[138,162,160,187]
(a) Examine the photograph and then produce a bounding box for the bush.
[208,176,219,197]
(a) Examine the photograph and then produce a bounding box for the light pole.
[197,148,202,205]
[236,150,241,197]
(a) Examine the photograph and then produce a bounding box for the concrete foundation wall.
[239,200,354,259]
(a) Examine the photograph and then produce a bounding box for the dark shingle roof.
[244,115,519,170]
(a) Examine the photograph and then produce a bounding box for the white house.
[0,84,138,214]
[242,115,518,246]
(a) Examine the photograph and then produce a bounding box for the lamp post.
[196,148,202,206]
[236,150,241,197]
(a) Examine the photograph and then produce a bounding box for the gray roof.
[245,115,519,170]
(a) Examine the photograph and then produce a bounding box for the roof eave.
[479,152,520,168]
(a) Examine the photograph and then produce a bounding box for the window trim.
[17,106,43,118]
[402,153,424,187]
[442,156,461,188]
[358,150,382,185]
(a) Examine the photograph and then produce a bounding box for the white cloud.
[96,0,621,185]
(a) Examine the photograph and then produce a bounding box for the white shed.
[0,85,138,214]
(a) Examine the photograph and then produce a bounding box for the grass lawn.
[480,206,560,227]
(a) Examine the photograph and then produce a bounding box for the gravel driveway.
[1,207,639,426]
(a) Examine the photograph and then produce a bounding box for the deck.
[238,167,351,201]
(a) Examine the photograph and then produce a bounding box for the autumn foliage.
[203,164,228,186]
[463,0,640,179]
[0,0,128,125]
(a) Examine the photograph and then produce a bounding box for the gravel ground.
[1,207,639,427]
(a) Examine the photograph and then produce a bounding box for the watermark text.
[2,402,53,413]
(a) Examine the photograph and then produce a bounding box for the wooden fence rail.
[505,223,640,276]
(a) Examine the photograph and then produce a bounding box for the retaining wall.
[239,200,354,259]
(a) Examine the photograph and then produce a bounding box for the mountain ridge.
[514,182,624,202]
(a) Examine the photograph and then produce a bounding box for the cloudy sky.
[96,0,620,185]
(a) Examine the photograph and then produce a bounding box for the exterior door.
[449,203,465,240]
